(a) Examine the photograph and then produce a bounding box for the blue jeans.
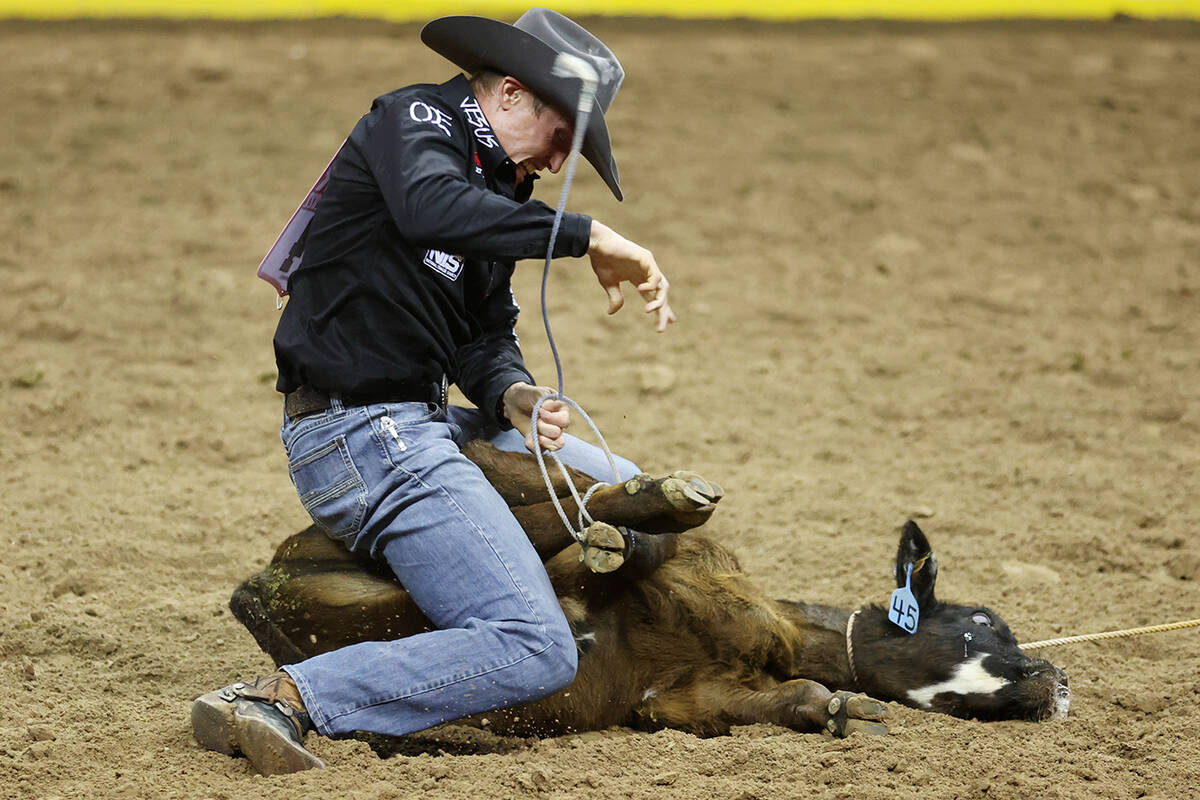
[278,395,639,737]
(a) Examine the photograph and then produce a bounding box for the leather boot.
[192,671,325,775]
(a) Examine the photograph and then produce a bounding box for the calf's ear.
[894,520,938,608]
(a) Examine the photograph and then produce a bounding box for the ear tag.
[888,563,920,634]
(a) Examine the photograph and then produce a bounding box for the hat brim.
[421,15,622,201]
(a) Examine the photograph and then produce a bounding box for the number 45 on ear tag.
[889,563,920,634]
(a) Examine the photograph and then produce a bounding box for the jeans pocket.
[288,434,368,540]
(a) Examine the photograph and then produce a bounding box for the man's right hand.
[587,221,676,333]
[502,382,571,454]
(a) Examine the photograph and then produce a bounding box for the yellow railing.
[3,1,1200,21]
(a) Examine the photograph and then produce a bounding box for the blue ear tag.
[888,563,920,634]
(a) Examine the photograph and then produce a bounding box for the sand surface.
[1,16,1198,800]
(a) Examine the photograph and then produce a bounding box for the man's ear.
[498,76,526,110]
[894,520,938,609]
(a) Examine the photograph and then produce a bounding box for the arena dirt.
[1,16,1198,800]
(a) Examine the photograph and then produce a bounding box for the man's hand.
[502,382,571,454]
[588,220,676,332]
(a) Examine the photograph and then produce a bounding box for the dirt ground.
[1,14,1198,800]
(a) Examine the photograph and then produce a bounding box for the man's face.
[489,78,574,183]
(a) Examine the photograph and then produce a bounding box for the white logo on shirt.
[409,101,454,138]
[423,249,464,280]
[459,97,498,149]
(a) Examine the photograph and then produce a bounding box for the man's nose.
[548,149,567,173]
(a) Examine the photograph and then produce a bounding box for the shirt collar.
[438,75,537,199]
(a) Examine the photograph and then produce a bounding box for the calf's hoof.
[660,471,724,510]
[620,471,724,533]
[823,691,888,738]
[579,521,627,573]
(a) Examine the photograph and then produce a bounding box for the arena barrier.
[4,0,1200,21]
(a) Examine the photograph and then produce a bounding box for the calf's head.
[851,521,1070,722]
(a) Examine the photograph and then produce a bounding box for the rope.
[538,112,589,399]
[844,609,861,688]
[540,55,596,400]
[532,393,621,543]
[1021,617,1200,651]
[530,61,623,545]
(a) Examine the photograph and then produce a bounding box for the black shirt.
[274,75,592,426]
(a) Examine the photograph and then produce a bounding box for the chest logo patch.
[423,249,464,281]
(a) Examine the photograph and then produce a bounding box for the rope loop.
[577,481,608,530]
[531,393,623,544]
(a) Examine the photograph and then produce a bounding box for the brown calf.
[231,442,1069,739]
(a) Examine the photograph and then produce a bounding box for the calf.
[230,442,1069,739]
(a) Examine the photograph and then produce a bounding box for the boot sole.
[193,690,326,774]
[191,691,238,756]
[234,707,326,775]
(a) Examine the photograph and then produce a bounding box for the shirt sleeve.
[363,92,592,262]
[454,273,533,430]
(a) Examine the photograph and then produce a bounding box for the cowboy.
[192,8,674,774]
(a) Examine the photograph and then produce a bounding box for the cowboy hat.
[421,7,625,201]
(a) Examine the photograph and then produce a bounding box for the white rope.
[531,393,621,543]
[845,609,861,688]
[528,55,624,545]
[577,482,606,530]
[1021,617,1200,651]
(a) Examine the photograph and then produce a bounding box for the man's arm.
[368,90,675,331]
[363,92,592,262]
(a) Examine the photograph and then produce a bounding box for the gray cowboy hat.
[421,7,625,201]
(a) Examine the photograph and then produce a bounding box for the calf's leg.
[635,677,888,738]
[461,439,585,505]
[463,441,721,522]
[511,473,721,561]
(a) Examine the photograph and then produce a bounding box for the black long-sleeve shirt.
[274,75,592,427]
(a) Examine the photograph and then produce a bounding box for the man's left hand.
[502,382,571,453]
[587,221,676,333]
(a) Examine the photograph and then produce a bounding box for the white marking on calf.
[906,654,1011,709]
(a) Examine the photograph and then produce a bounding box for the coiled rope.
[1020,617,1200,651]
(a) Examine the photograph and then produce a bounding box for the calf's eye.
[971,612,993,627]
